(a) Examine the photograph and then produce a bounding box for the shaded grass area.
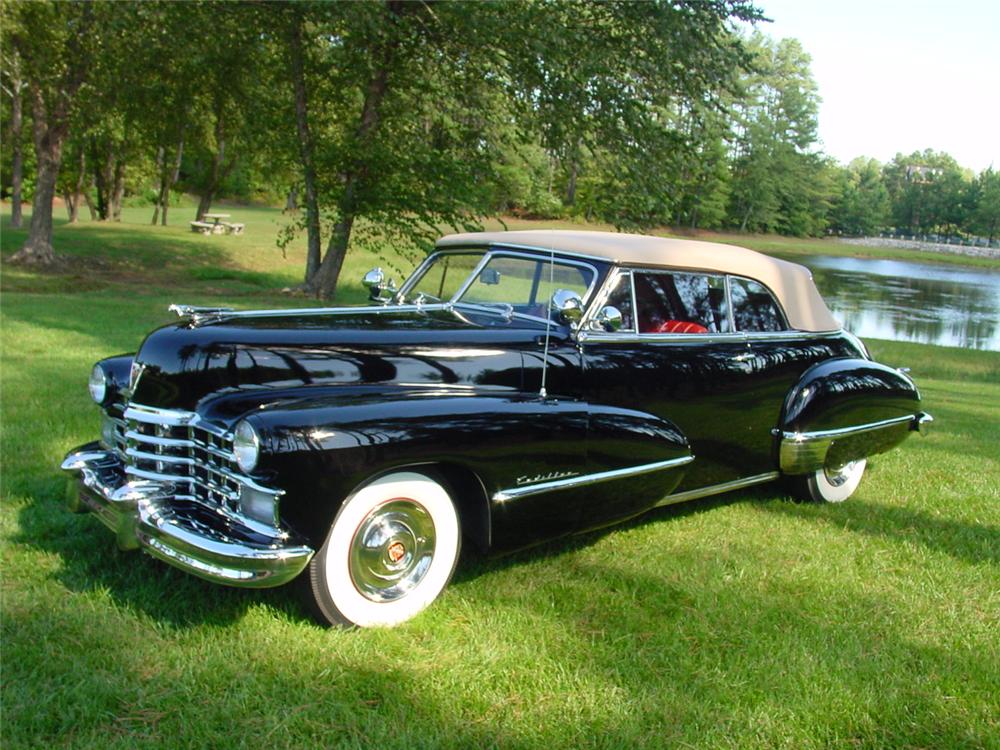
[2,208,999,748]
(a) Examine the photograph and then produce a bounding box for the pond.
[778,255,1000,351]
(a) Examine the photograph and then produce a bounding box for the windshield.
[405,251,596,318]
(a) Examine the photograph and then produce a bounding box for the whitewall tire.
[794,458,867,503]
[303,471,460,628]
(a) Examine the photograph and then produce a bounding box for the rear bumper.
[62,443,314,588]
[778,412,933,475]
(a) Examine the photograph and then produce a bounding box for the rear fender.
[776,357,928,474]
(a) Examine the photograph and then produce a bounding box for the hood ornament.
[168,304,235,326]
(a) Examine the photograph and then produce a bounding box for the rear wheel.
[302,472,460,627]
[791,458,867,503]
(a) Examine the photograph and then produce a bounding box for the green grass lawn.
[2,207,999,748]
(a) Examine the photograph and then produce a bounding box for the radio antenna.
[539,247,555,400]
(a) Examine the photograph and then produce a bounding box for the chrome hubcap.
[349,499,435,602]
[824,460,859,488]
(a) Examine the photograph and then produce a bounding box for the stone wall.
[840,237,1000,260]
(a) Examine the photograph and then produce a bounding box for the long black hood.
[130,307,560,411]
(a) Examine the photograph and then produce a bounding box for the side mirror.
[594,305,624,332]
[479,268,502,285]
[363,267,396,302]
[550,289,584,326]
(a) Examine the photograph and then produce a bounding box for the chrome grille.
[109,401,246,510]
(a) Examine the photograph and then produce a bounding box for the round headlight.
[233,420,260,473]
[88,364,108,404]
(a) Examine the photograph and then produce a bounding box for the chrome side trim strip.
[578,330,843,345]
[779,414,914,443]
[654,472,780,507]
[492,455,694,502]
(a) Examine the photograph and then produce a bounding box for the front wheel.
[302,472,461,628]
[790,457,867,503]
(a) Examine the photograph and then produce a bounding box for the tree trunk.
[196,120,226,221]
[305,2,403,298]
[564,141,580,206]
[9,74,24,229]
[111,158,125,221]
[151,145,165,224]
[10,86,65,266]
[285,186,298,212]
[83,191,98,221]
[163,134,184,225]
[92,138,113,220]
[196,191,215,222]
[308,206,356,299]
[288,10,322,283]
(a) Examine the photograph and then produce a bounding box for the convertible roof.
[436,230,841,332]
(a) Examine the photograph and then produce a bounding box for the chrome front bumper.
[62,443,314,588]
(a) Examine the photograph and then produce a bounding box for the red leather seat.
[655,320,708,334]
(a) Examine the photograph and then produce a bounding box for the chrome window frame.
[400,246,602,325]
[397,249,488,304]
[581,265,741,341]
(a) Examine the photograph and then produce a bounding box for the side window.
[634,271,730,334]
[602,272,635,332]
[730,277,787,332]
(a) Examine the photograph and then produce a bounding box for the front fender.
[777,357,927,474]
[211,386,691,553]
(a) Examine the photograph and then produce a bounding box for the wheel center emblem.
[387,541,406,563]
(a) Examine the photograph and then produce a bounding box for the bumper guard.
[62,443,314,588]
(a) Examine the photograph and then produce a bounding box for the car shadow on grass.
[453,488,757,584]
[759,494,1000,567]
[12,492,304,629]
[14,477,757,631]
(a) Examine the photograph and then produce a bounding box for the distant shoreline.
[840,237,1000,261]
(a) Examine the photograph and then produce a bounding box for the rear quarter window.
[730,277,787,332]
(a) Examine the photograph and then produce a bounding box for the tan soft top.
[436,230,841,332]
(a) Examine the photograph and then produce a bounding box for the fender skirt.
[776,358,933,475]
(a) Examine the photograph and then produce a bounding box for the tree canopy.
[2,0,996,294]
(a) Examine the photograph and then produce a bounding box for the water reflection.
[778,255,1000,351]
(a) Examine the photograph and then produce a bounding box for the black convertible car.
[62,230,931,627]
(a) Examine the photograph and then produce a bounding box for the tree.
[0,49,27,228]
[727,35,828,235]
[279,1,764,297]
[5,1,99,264]
[829,157,890,236]
[883,149,967,234]
[968,167,1000,242]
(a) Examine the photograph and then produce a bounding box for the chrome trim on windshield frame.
[654,472,780,507]
[492,455,694,502]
